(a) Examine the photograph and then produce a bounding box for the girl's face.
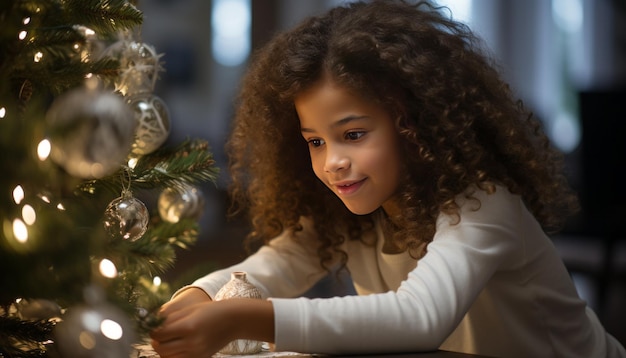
[295,75,403,216]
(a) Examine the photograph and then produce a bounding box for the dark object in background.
[576,88,626,322]
[579,89,626,235]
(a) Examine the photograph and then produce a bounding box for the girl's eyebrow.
[300,115,369,133]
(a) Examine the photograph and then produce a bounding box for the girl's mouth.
[335,178,366,195]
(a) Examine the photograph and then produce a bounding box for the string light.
[101,319,124,340]
[13,185,25,204]
[99,259,118,278]
[37,139,51,161]
[0,107,6,119]
[22,205,36,225]
[34,51,43,62]
[12,219,28,243]
[18,31,27,40]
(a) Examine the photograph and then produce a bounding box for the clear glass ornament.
[103,192,149,241]
[214,271,263,355]
[127,93,171,156]
[45,87,136,179]
[157,184,205,223]
[102,40,162,95]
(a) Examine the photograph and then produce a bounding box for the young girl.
[150,1,626,357]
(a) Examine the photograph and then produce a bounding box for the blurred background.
[137,0,625,344]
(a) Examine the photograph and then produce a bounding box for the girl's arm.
[151,217,330,357]
[179,217,333,300]
[271,188,523,354]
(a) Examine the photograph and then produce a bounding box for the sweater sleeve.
[271,188,523,354]
[179,218,331,299]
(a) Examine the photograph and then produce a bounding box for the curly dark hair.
[225,0,579,270]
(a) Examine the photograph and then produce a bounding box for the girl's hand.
[149,289,275,358]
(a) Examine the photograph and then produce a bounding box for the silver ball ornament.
[103,194,149,241]
[54,301,135,358]
[158,185,205,223]
[45,87,136,179]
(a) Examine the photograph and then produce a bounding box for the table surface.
[331,351,493,358]
[134,344,493,358]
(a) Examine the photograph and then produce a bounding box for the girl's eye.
[307,138,325,148]
[346,131,365,141]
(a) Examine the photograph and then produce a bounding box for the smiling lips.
[333,178,366,195]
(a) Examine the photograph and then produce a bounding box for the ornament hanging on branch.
[120,41,162,95]
[101,33,172,156]
[103,169,149,241]
[157,184,205,223]
[45,82,136,179]
[127,93,171,156]
[103,191,149,242]
[55,285,135,358]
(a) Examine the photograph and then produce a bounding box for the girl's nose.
[324,146,350,173]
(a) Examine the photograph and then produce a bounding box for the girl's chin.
[342,201,379,216]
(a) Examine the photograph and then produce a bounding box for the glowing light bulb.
[37,139,51,160]
[34,51,43,62]
[23,17,31,25]
[22,205,36,225]
[101,319,123,340]
[153,276,162,287]
[0,107,6,118]
[127,157,138,169]
[13,185,25,204]
[12,219,28,243]
[99,259,118,278]
[18,31,27,40]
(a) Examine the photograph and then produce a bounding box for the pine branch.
[78,139,220,195]
[0,316,55,358]
[63,0,143,35]
[133,139,220,188]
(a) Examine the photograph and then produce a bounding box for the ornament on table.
[127,93,171,156]
[158,184,205,223]
[214,271,264,355]
[103,188,149,242]
[54,285,135,358]
[45,84,136,179]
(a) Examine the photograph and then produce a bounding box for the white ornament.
[214,272,264,355]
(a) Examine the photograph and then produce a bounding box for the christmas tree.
[0,1,218,356]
